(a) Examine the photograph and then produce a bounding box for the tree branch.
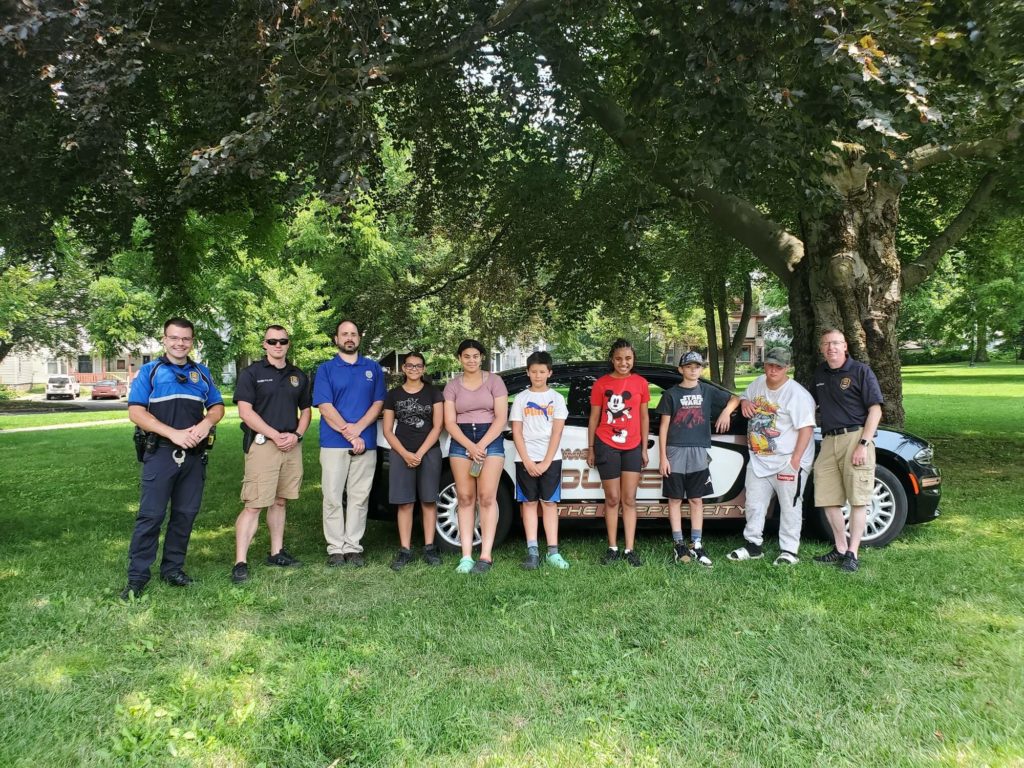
[534,27,805,284]
[902,169,999,290]
[905,121,1023,173]
[401,220,512,302]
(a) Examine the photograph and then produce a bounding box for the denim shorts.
[449,422,505,458]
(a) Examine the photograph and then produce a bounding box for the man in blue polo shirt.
[812,328,883,573]
[120,318,224,599]
[313,319,385,567]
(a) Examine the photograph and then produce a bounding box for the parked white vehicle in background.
[45,374,81,400]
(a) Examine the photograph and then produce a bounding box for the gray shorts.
[666,445,710,474]
[389,445,442,504]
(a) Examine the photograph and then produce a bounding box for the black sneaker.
[390,549,415,571]
[119,581,146,600]
[346,553,366,568]
[691,546,713,569]
[814,547,846,565]
[266,548,301,567]
[673,542,693,563]
[840,552,860,572]
[231,562,250,583]
[326,553,347,567]
[422,545,442,566]
[600,547,621,565]
[624,549,643,567]
[161,571,193,587]
[470,559,492,574]
[521,552,541,570]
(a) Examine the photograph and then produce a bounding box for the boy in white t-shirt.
[510,351,569,570]
[727,347,816,565]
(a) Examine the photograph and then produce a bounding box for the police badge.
[289,375,299,387]
[189,370,200,383]
[840,377,851,390]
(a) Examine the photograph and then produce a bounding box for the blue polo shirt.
[813,356,883,432]
[128,357,224,429]
[312,354,386,449]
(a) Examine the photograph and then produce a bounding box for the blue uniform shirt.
[128,357,224,429]
[813,356,883,432]
[312,354,386,449]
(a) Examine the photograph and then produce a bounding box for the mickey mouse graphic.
[604,389,633,444]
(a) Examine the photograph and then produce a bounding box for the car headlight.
[913,446,934,465]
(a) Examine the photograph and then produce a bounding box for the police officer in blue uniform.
[120,318,225,600]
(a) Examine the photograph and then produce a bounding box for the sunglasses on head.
[265,338,290,346]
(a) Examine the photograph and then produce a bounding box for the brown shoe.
[326,553,347,567]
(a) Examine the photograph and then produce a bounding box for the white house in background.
[0,349,74,389]
[1,341,164,390]
[490,338,550,372]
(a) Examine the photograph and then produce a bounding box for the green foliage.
[0,385,16,401]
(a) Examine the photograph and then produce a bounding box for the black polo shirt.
[813,356,883,432]
[233,359,311,433]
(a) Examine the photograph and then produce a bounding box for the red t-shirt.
[590,373,651,450]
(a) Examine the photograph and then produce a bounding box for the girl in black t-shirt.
[382,352,445,570]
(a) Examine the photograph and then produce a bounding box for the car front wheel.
[433,467,515,553]
[815,464,908,548]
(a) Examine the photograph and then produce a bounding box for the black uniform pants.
[127,447,206,583]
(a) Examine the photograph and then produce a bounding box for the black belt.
[155,438,207,455]
[823,426,861,437]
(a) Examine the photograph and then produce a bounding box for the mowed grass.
[1,365,1022,766]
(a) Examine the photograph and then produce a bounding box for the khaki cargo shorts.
[240,440,303,508]
[813,430,876,507]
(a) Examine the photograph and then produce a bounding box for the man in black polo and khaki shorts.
[231,324,312,583]
[812,328,883,572]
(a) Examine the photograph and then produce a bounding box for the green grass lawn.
[1,364,1022,766]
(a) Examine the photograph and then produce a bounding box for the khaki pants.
[321,448,377,555]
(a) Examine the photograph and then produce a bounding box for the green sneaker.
[546,552,570,570]
[455,556,474,574]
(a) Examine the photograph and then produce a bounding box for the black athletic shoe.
[346,553,366,568]
[266,548,301,567]
[840,552,860,572]
[327,553,347,567]
[624,549,643,567]
[422,545,442,566]
[119,581,146,600]
[814,547,846,565]
[161,571,193,587]
[470,559,492,574]
[231,562,250,583]
[521,552,541,570]
[601,547,621,565]
[691,546,713,569]
[390,549,415,571]
[673,542,693,563]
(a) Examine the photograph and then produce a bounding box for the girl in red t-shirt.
[587,338,650,566]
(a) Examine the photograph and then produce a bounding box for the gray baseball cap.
[764,347,792,366]
[679,351,705,366]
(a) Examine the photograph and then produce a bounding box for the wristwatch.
[295,432,304,442]
[859,438,872,446]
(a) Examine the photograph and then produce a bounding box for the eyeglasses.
[821,341,846,348]
[403,363,425,370]
[265,339,290,346]
[165,336,193,344]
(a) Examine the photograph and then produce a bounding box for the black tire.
[813,464,908,548]
[433,466,516,553]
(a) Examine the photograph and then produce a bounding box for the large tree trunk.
[798,177,906,427]
[972,318,989,363]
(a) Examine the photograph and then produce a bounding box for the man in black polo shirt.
[812,328,884,572]
[231,325,312,583]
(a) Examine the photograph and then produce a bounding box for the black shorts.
[663,468,713,500]
[594,439,642,480]
[388,445,442,504]
[515,460,562,503]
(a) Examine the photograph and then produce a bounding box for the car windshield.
[97,380,116,386]
[49,377,69,384]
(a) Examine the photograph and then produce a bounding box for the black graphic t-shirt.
[655,381,731,448]
[383,384,444,451]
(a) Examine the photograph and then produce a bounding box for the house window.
[492,352,502,372]
[756,321,764,337]
[116,359,127,371]
[739,348,751,362]
[47,360,67,374]
[142,355,151,364]
[78,355,93,374]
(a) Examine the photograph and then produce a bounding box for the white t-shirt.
[740,376,816,477]
[509,387,568,462]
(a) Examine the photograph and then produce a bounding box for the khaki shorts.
[813,430,875,507]
[240,440,303,508]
